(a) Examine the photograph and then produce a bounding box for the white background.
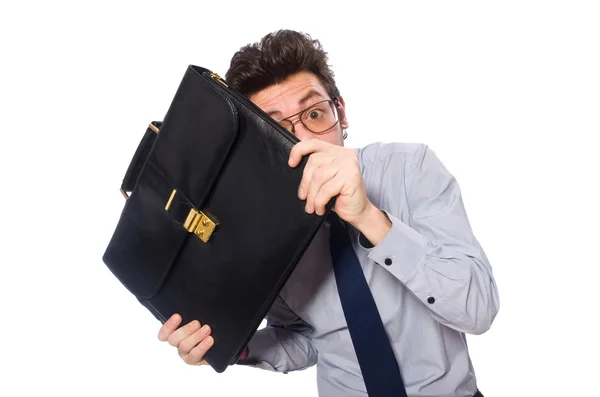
[1,1,599,396]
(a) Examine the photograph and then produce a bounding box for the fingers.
[305,155,361,216]
[288,139,326,168]
[314,178,346,216]
[298,153,335,200]
[158,313,182,341]
[178,324,211,358]
[158,314,214,366]
[182,333,215,365]
[305,163,339,214]
[167,319,202,348]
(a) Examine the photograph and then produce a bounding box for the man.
[157,29,499,397]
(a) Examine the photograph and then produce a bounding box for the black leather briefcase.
[102,65,332,373]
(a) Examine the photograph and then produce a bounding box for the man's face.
[249,71,348,146]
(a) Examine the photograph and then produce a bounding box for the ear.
[336,95,349,129]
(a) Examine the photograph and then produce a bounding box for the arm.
[356,144,500,335]
[237,295,318,372]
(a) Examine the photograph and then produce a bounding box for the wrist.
[350,203,392,246]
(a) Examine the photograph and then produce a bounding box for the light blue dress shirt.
[241,142,500,397]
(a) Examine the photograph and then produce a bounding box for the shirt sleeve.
[360,144,500,335]
[237,295,318,372]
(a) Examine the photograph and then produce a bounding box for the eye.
[307,109,323,120]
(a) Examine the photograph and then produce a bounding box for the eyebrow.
[298,89,324,106]
[267,89,325,117]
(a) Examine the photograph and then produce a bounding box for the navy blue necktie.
[328,212,407,397]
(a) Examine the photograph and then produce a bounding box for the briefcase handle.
[119,121,161,200]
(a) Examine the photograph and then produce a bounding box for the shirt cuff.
[235,330,277,371]
[362,210,427,283]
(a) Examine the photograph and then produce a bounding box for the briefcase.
[102,64,332,373]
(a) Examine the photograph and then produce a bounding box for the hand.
[289,139,392,245]
[288,139,370,225]
[158,313,214,366]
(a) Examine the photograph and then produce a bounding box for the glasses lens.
[302,101,338,133]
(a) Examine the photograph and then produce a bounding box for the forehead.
[249,71,329,116]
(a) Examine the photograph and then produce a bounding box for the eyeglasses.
[276,99,340,135]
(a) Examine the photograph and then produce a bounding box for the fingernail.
[298,187,304,198]
[200,325,210,335]
[204,336,214,346]
[191,320,200,330]
[172,314,181,323]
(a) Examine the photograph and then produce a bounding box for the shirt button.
[384,258,393,266]
[427,297,435,304]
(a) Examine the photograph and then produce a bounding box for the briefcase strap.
[118,124,220,244]
[120,121,161,199]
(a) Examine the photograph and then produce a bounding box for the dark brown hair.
[225,29,340,99]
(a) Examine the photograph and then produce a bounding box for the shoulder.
[353,142,453,192]
[353,141,429,171]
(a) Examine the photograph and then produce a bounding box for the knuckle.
[324,183,336,195]
[178,344,190,357]
[341,151,358,165]
[344,153,358,166]
[344,147,357,158]
[302,168,312,182]
[320,193,332,205]
[301,165,312,179]
[190,346,207,362]
[314,197,324,208]
[185,322,196,333]
[315,192,328,207]
[189,347,205,363]
[167,334,179,347]
[314,168,324,180]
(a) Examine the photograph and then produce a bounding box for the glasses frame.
[276,97,340,135]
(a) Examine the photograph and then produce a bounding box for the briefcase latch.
[184,209,218,243]
[165,189,218,243]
